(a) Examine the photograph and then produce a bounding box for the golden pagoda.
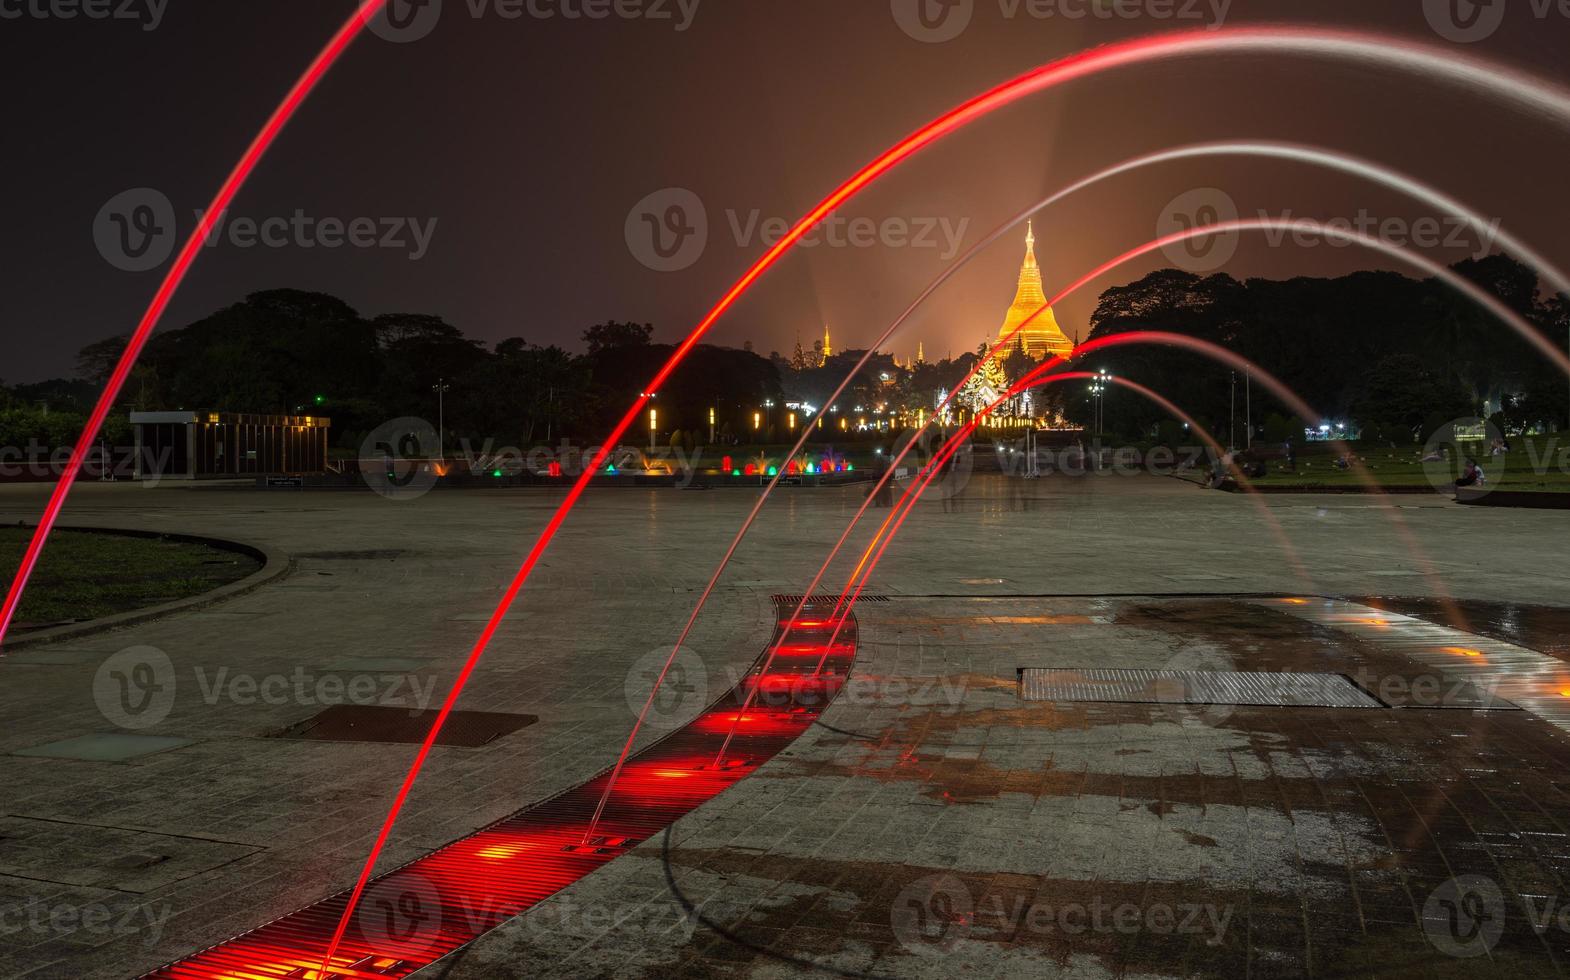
[997,221,1073,360]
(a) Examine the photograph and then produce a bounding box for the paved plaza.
[2,475,1570,977]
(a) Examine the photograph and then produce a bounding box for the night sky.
[4,0,1569,382]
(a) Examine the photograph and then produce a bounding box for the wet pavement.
[1361,597,1570,663]
[2,475,1569,978]
[441,594,1570,978]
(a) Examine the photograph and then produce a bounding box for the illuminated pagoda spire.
[821,323,833,364]
[997,221,1074,361]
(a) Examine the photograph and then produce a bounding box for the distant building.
[997,222,1075,361]
[130,411,331,479]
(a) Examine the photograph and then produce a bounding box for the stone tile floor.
[1,476,1568,977]
[439,595,1570,978]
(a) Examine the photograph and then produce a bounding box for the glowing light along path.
[299,28,1570,958]
[710,212,1548,763]
[632,134,1549,779]
[141,598,856,979]
[807,330,1419,688]
[808,371,1235,678]
[585,137,1493,833]
[764,344,1315,758]
[1,19,1555,974]
[0,0,389,648]
[815,208,1567,635]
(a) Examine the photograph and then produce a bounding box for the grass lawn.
[1248,438,1570,491]
[0,526,261,629]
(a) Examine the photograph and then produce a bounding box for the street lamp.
[431,379,451,460]
[1082,369,1112,438]
[709,407,716,445]
[649,407,658,452]
[1229,372,1237,452]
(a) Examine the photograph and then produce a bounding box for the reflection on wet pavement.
[1362,596,1570,663]
[445,594,1570,979]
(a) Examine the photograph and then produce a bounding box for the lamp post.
[431,379,450,460]
[1245,372,1252,450]
[1087,369,1111,438]
[649,407,658,452]
[1228,372,1237,452]
[1099,369,1110,437]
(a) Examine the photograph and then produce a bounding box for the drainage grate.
[267,705,537,747]
[772,594,889,604]
[1019,668,1383,708]
[143,592,862,980]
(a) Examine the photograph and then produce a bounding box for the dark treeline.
[13,290,788,451]
[1069,254,1569,444]
[3,254,1566,453]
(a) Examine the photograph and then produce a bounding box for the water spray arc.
[706,213,1566,769]
[584,137,1570,838]
[801,332,1359,692]
[27,26,1552,966]
[0,0,390,647]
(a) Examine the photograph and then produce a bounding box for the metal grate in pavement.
[1019,668,1383,708]
[772,594,889,604]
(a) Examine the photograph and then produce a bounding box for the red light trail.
[525,28,1570,860]
[805,328,1440,685]
[0,0,390,647]
[17,22,1570,972]
[707,206,1555,764]
[631,141,1570,811]
[141,599,855,979]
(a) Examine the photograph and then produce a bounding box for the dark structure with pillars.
[130,412,332,479]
